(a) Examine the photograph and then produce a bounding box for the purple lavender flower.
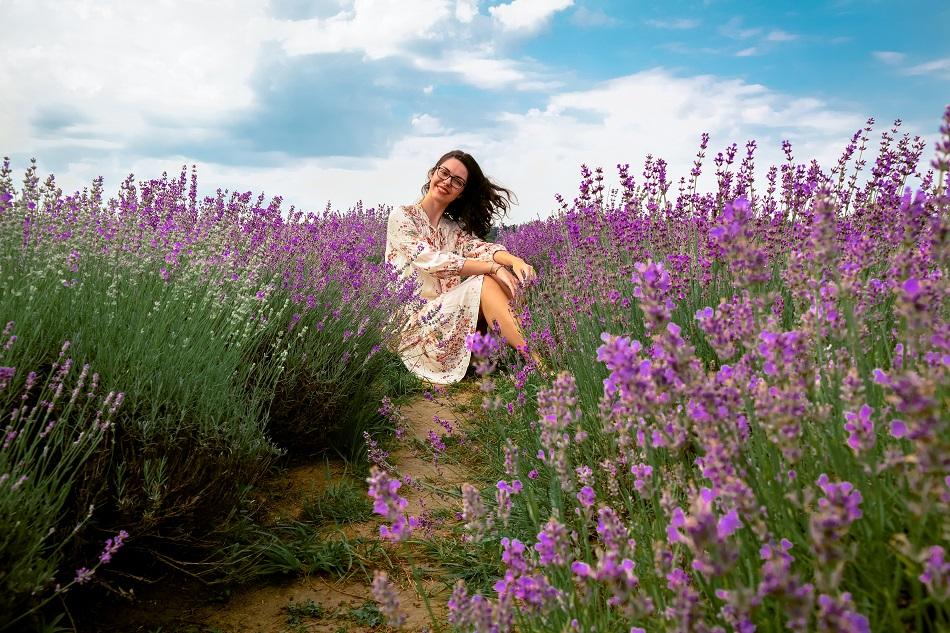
[461,482,492,541]
[667,488,743,578]
[536,372,581,492]
[493,537,561,615]
[363,431,389,467]
[816,592,870,633]
[372,570,406,628]
[74,567,94,585]
[495,479,521,527]
[534,516,570,567]
[842,404,875,455]
[98,529,128,564]
[809,474,863,589]
[919,545,950,600]
[0,366,14,391]
[367,466,417,542]
[576,486,595,508]
[427,430,446,453]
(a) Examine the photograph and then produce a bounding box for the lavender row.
[373,107,949,631]
[0,160,415,624]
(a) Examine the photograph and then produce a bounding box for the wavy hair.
[421,150,515,238]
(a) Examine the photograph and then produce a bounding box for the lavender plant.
[442,107,949,631]
[0,158,416,624]
[0,332,123,623]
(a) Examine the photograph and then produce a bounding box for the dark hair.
[421,150,516,238]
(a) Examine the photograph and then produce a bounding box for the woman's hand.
[490,266,519,300]
[510,258,537,284]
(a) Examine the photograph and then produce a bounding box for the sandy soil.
[197,389,480,633]
[78,385,484,633]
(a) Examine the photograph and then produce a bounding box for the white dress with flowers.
[385,202,507,383]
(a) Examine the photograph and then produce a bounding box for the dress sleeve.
[386,206,466,278]
[458,231,508,262]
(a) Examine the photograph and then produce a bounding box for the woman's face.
[428,157,468,204]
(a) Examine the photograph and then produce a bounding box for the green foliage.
[302,477,374,525]
[0,161,411,626]
[283,598,326,625]
[348,601,385,627]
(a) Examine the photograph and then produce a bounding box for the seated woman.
[385,149,537,384]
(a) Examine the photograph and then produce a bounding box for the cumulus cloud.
[100,68,868,223]
[411,113,446,134]
[0,0,269,151]
[410,47,559,90]
[277,0,453,59]
[455,0,480,22]
[488,0,574,32]
[2,2,926,227]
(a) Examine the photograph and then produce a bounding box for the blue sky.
[2,0,947,223]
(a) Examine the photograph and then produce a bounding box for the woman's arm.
[460,258,519,298]
[458,232,536,284]
[459,258,501,277]
[492,250,536,283]
[491,250,521,267]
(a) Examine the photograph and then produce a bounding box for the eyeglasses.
[434,166,466,190]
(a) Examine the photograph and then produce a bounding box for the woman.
[385,150,537,384]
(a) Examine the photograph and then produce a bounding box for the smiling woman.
[385,149,538,384]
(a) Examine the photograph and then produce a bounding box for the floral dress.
[385,202,507,383]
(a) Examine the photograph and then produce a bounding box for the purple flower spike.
[843,404,875,454]
[577,486,595,508]
[367,466,416,542]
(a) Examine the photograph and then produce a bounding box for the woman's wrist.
[492,251,518,266]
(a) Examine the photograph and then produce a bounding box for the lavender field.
[376,109,950,632]
[2,107,949,632]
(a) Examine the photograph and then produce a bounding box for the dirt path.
[193,387,482,633]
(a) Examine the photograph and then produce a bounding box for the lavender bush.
[0,160,415,625]
[440,108,949,631]
[0,334,122,622]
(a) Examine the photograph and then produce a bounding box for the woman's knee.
[480,275,503,304]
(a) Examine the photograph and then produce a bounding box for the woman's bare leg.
[479,275,531,358]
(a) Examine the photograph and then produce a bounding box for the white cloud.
[645,18,700,29]
[455,0,480,22]
[411,48,559,90]
[904,57,950,79]
[276,0,558,89]
[0,0,269,151]
[463,69,870,219]
[873,50,906,64]
[40,68,873,225]
[0,0,561,165]
[277,0,453,59]
[765,29,798,42]
[736,47,758,57]
[2,4,926,230]
[488,0,574,32]
[410,113,446,134]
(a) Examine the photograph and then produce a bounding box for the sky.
[2,0,948,223]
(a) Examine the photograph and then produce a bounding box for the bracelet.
[490,263,501,275]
